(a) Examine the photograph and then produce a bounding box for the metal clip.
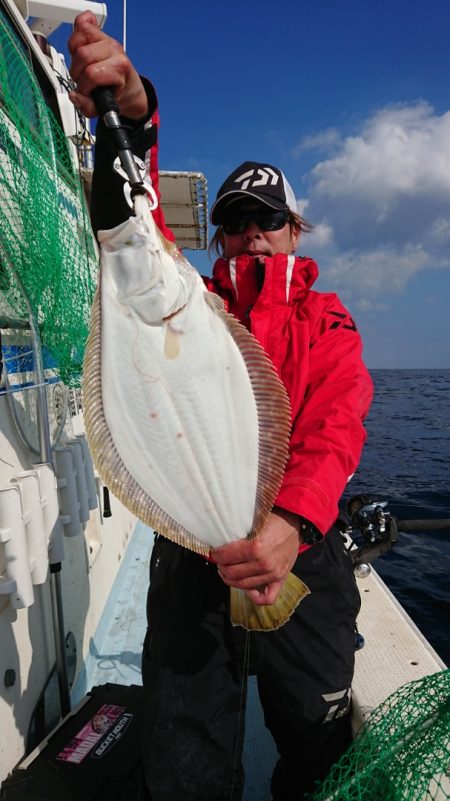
[113,156,158,210]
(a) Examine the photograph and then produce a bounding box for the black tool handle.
[91,85,119,117]
[103,485,112,518]
[91,85,147,196]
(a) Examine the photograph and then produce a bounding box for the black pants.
[140,528,360,801]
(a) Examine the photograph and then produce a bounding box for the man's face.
[221,203,300,259]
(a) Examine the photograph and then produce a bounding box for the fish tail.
[229,572,310,632]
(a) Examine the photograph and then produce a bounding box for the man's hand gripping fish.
[83,102,309,630]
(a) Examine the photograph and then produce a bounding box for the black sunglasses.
[221,209,289,235]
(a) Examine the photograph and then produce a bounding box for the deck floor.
[72,521,277,801]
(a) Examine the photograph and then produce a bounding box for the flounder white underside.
[83,201,291,558]
[83,200,311,630]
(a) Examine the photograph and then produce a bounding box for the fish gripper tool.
[91,86,149,200]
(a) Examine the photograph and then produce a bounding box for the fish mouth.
[162,304,187,322]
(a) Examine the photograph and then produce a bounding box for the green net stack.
[311,670,450,801]
[0,10,98,385]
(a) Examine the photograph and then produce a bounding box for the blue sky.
[53,0,450,368]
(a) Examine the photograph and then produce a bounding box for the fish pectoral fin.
[229,572,310,632]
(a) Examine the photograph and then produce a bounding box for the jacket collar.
[212,253,319,307]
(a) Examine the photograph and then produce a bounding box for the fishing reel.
[340,495,398,576]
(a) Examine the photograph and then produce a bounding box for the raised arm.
[68,13,174,239]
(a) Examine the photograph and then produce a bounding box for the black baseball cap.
[210,161,297,225]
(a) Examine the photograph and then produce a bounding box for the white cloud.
[296,101,450,305]
[296,197,310,217]
[310,103,450,199]
[292,127,340,155]
[296,199,334,247]
[326,244,434,294]
[306,221,334,249]
[428,217,450,242]
[355,298,389,313]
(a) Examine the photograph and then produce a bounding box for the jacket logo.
[234,167,279,191]
[328,310,357,332]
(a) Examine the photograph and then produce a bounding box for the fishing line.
[229,626,252,801]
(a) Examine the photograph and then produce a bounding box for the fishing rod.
[339,495,450,569]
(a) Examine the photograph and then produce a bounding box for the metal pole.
[28,312,52,464]
[123,0,127,52]
[0,316,30,329]
[49,569,71,715]
[28,312,72,716]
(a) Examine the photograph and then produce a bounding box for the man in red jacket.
[69,14,373,801]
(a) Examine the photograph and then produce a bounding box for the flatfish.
[83,194,309,630]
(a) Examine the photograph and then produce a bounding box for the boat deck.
[71,521,446,801]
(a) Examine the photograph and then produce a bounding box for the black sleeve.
[90,78,158,235]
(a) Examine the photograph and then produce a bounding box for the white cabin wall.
[0,401,137,781]
[0,392,55,777]
[0,582,55,777]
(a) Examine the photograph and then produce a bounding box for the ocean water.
[342,369,450,665]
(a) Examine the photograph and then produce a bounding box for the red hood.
[210,254,319,327]
[212,253,319,304]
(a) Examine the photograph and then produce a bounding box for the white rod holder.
[33,463,64,565]
[54,447,82,537]
[76,434,98,511]
[66,440,90,524]
[0,485,34,608]
[12,472,49,585]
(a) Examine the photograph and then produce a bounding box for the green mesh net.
[311,670,450,801]
[0,10,98,385]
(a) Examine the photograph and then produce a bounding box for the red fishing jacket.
[203,254,373,536]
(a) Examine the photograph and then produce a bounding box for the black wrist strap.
[299,517,324,544]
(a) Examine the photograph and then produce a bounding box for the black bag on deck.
[1,683,145,801]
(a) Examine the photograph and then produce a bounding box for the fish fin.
[229,572,310,631]
[204,290,225,312]
[212,303,292,538]
[160,235,179,256]
[83,285,210,558]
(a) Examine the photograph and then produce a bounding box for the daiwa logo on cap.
[210,160,297,224]
[234,167,280,191]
